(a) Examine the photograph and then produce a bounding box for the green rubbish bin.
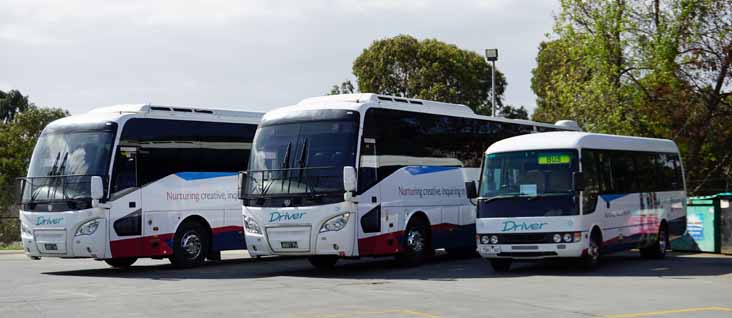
[671,193,732,254]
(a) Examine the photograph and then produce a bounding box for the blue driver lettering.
[501,221,548,232]
[269,211,306,222]
[36,216,64,226]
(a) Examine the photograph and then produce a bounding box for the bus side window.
[581,150,599,214]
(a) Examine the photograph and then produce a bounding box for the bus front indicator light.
[574,232,582,242]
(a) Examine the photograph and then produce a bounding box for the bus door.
[108,146,144,258]
[356,138,383,253]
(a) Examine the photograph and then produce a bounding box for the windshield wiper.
[48,152,61,176]
[482,194,522,202]
[297,138,310,192]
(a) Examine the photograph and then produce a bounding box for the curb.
[0,250,24,255]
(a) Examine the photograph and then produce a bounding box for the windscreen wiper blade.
[482,194,521,202]
[48,152,61,176]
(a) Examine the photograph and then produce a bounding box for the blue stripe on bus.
[404,166,460,175]
[175,172,238,181]
[599,194,628,203]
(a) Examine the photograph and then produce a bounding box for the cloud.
[1,0,558,116]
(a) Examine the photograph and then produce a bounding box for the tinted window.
[581,149,684,197]
[112,118,256,191]
[360,108,539,191]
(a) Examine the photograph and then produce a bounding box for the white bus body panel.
[21,173,243,259]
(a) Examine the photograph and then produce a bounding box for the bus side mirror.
[91,176,104,200]
[465,181,478,199]
[343,166,357,193]
[573,172,585,191]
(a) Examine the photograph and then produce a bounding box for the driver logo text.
[269,211,306,222]
[501,221,548,232]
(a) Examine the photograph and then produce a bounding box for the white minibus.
[473,132,687,271]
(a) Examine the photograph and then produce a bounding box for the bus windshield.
[244,119,358,197]
[478,149,579,217]
[21,126,117,209]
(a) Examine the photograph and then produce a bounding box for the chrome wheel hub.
[181,231,202,259]
[659,231,667,252]
[588,240,599,260]
[407,229,425,253]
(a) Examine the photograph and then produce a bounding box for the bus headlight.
[21,222,31,235]
[552,233,562,243]
[75,219,100,236]
[243,215,262,234]
[490,235,499,244]
[480,235,491,244]
[320,213,351,233]
[563,233,573,243]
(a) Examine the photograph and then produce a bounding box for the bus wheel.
[489,259,512,272]
[170,221,210,268]
[104,257,137,268]
[396,218,432,266]
[640,225,668,259]
[582,231,602,270]
[308,255,339,269]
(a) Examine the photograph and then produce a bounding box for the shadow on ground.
[42,251,732,281]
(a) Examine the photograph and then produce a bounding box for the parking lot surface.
[1,251,731,318]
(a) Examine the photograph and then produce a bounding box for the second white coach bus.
[474,132,687,271]
[19,105,261,268]
[240,93,578,268]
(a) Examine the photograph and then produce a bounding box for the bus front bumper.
[478,241,586,260]
[245,223,356,257]
[20,214,108,259]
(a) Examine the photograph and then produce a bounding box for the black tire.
[640,225,668,259]
[308,255,339,269]
[582,230,602,270]
[169,221,210,268]
[104,257,137,268]
[396,218,433,266]
[490,259,512,272]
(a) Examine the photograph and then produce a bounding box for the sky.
[1,0,560,115]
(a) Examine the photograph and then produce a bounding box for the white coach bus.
[474,132,687,272]
[239,93,578,268]
[18,105,261,268]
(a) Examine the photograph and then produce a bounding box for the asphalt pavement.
[1,250,731,318]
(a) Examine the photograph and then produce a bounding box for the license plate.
[281,241,298,248]
[44,243,57,251]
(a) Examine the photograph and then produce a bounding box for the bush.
[0,218,20,244]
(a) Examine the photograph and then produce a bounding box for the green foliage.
[328,80,357,95]
[0,90,68,217]
[1,90,32,124]
[531,0,732,194]
[499,105,530,120]
[352,35,506,115]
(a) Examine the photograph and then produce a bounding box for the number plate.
[281,241,298,249]
[44,243,58,251]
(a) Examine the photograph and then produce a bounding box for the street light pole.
[485,49,499,117]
